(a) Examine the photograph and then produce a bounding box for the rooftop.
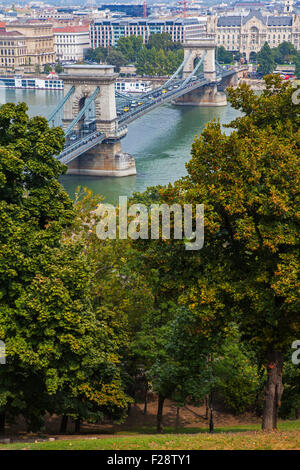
[53,26,89,33]
[0,30,24,36]
[217,11,293,27]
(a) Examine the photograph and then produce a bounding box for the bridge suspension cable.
[47,86,75,126]
[181,50,207,88]
[115,90,139,101]
[65,87,100,137]
[163,50,192,87]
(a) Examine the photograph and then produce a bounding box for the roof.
[53,25,89,34]
[8,19,53,26]
[93,17,202,26]
[242,10,266,24]
[217,11,293,27]
[217,16,242,26]
[267,16,293,26]
[0,30,24,37]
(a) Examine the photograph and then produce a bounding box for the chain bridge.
[48,39,245,177]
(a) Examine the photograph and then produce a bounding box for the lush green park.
[1,421,300,450]
[0,74,299,448]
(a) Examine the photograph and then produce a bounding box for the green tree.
[217,46,233,64]
[147,33,181,52]
[279,361,300,419]
[148,308,218,432]
[116,36,143,63]
[173,75,299,431]
[257,42,275,75]
[84,47,106,63]
[273,41,297,64]
[106,49,127,72]
[55,63,64,74]
[214,331,262,414]
[43,64,52,74]
[0,105,130,432]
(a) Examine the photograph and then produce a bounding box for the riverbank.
[236,78,266,90]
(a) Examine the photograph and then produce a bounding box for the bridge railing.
[118,77,208,125]
[57,130,104,160]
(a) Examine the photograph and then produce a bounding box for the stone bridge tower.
[176,39,227,107]
[182,39,217,82]
[61,65,136,177]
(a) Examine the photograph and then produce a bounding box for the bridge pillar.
[66,141,136,177]
[60,65,136,177]
[175,83,227,107]
[182,40,217,82]
[178,40,227,106]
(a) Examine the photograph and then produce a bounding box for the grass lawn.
[1,421,299,450]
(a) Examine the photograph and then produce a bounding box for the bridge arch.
[182,40,216,82]
[61,65,118,137]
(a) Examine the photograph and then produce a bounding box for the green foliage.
[217,46,233,64]
[147,33,182,53]
[116,36,144,63]
[43,64,52,75]
[0,105,130,430]
[55,63,64,74]
[279,361,300,419]
[257,42,275,75]
[86,34,183,76]
[214,332,262,414]
[84,46,107,63]
[148,308,216,405]
[106,49,127,72]
[273,41,297,65]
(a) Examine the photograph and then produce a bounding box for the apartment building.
[207,9,300,60]
[0,20,56,71]
[0,30,27,71]
[90,17,207,48]
[54,25,90,62]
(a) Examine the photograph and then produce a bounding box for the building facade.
[90,18,207,48]
[1,20,56,71]
[207,10,300,60]
[54,26,90,62]
[0,30,27,72]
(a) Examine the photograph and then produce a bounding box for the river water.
[0,87,241,204]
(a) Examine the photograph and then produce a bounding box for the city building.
[97,4,150,18]
[1,20,56,71]
[54,25,90,62]
[0,30,27,72]
[207,9,300,60]
[90,17,207,48]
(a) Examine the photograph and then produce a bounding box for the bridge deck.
[55,68,240,163]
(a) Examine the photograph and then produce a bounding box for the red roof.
[53,26,89,34]
[0,30,24,36]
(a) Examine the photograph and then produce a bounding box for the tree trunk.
[296,408,300,420]
[75,418,81,433]
[143,390,148,415]
[0,412,5,435]
[262,351,284,431]
[209,392,214,434]
[156,394,165,433]
[60,415,68,434]
[174,407,180,433]
[205,395,209,420]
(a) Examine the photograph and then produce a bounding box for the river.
[0,87,241,204]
